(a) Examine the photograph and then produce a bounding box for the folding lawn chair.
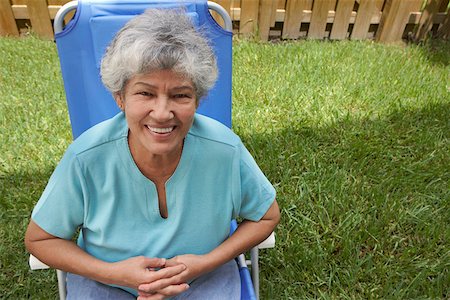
[28,1,275,299]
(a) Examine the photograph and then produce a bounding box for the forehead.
[127,70,194,89]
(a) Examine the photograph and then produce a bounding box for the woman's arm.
[138,199,280,294]
[205,199,280,269]
[25,220,189,297]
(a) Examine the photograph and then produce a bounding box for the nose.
[149,97,174,121]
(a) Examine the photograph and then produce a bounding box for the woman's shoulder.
[189,114,241,148]
[68,112,127,155]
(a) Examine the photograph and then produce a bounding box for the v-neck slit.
[117,127,196,221]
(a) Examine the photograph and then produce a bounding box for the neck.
[144,151,182,180]
[128,136,183,183]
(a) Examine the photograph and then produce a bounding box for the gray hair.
[100,8,218,101]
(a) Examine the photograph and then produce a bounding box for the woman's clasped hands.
[109,256,190,300]
[137,254,210,300]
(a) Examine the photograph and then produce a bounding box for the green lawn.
[1,36,449,299]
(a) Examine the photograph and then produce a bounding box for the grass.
[1,35,449,299]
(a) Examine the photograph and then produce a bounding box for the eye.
[173,94,192,99]
[136,91,154,97]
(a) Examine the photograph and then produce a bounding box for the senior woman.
[25,8,279,300]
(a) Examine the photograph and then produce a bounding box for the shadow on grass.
[0,167,58,298]
[242,101,449,198]
[2,102,448,298]
[413,39,450,66]
[239,102,449,298]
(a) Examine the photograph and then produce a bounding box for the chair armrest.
[29,254,50,270]
[29,254,67,300]
[257,232,275,249]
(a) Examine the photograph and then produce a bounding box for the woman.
[25,8,279,300]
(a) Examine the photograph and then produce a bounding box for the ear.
[195,96,200,109]
[114,92,124,111]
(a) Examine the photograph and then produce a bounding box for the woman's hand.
[108,256,183,287]
[138,254,209,297]
[166,254,211,282]
[107,256,190,299]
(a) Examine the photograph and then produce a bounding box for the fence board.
[11,4,60,18]
[270,0,278,27]
[376,0,423,42]
[437,0,449,39]
[0,0,19,36]
[304,0,314,10]
[282,0,309,39]
[0,0,448,42]
[309,0,335,39]
[27,0,53,39]
[414,0,447,40]
[258,0,275,40]
[330,0,354,39]
[436,10,449,39]
[50,0,70,4]
[351,0,377,39]
[439,0,450,11]
[329,0,338,11]
[372,0,384,11]
[239,0,260,36]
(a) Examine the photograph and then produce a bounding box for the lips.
[146,125,175,134]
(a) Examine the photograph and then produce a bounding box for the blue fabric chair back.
[55,0,232,138]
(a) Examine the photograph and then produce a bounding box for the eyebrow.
[171,86,195,92]
[133,82,194,92]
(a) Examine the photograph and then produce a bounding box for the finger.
[156,283,190,296]
[143,257,166,269]
[140,266,187,292]
[144,264,187,284]
[137,292,165,300]
[139,283,190,298]
[163,258,180,268]
[138,291,160,297]
[139,269,188,293]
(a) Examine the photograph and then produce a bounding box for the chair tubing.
[54,1,232,34]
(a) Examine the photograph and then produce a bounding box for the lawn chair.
[28,1,275,299]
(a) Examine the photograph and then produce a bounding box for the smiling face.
[115,69,197,164]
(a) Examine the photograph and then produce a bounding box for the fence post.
[258,0,275,41]
[330,0,354,40]
[239,0,260,37]
[376,0,423,43]
[282,0,308,39]
[308,0,335,39]
[414,0,449,41]
[351,0,377,40]
[0,0,19,36]
[27,0,54,39]
[436,5,450,39]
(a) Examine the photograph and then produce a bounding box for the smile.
[146,125,175,134]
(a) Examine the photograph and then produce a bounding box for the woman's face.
[115,69,197,161]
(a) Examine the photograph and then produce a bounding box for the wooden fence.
[1,0,449,42]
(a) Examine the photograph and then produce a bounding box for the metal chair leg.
[56,270,67,300]
[250,247,259,300]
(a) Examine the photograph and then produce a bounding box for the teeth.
[147,126,174,134]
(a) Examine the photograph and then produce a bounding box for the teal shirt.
[32,112,276,294]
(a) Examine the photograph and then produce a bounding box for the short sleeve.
[31,148,86,239]
[236,143,276,221]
